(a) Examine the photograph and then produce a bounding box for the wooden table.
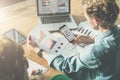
[0,0,83,78]
[22,43,63,79]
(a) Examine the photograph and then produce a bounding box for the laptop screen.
[37,0,70,15]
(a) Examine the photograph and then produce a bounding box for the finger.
[73,34,78,37]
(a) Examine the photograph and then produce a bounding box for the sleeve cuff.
[37,49,44,57]
[43,53,61,65]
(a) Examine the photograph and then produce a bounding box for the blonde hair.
[0,35,28,80]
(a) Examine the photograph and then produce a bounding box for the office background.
[0,0,120,35]
[0,0,120,78]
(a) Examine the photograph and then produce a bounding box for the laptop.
[36,0,78,31]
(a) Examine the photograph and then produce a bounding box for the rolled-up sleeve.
[46,44,101,73]
[50,54,85,73]
[80,44,101,69]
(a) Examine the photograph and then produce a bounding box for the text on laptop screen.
[37,0,70,15]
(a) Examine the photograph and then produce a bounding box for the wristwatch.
[37,49,44,57]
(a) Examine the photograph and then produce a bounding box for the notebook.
[36,0,78,31]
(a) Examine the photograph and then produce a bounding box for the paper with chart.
[29,24,78,57]
[39,33,77,54]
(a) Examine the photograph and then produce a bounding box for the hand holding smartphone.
[59,25,75,43]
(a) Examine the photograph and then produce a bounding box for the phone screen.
[59,25,75,43]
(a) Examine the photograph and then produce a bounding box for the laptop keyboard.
[41,15,71,24]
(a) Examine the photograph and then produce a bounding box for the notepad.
[27,58,48,76]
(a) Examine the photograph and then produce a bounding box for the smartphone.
[59,25,75,43]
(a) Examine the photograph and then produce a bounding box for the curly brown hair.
[83,0,120,28]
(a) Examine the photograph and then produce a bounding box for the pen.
[31,69,41,76]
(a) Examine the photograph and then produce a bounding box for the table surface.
[0,0,120,79]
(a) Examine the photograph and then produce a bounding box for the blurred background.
[0,0,120,35]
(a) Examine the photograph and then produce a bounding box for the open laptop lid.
[36,0,70,16]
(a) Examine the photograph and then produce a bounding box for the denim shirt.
[45,26,120,80]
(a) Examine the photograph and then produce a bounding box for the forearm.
[49,54,85,73]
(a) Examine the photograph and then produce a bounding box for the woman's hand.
[73,35,95,45]
[27,35,40,53]
[30,69,48,80]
